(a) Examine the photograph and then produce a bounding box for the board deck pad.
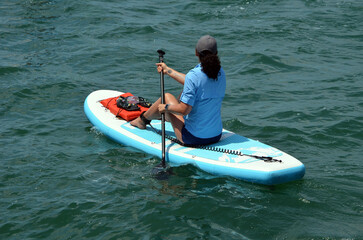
[84,90,305,185]
[124,122,283,163]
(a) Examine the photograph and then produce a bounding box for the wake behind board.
[84,90,305,185]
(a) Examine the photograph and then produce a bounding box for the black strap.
[140,111,151,125]
[106,98,113,108]
[116,108,123,118]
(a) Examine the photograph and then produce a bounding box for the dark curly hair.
[199,50,221,80]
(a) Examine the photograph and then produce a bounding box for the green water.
[1,0,362,239]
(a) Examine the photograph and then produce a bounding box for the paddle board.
[84,90,305,185]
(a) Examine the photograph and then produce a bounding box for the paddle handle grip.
[157,49,165,63]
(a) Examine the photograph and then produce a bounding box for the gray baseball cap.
[196,35,217,55]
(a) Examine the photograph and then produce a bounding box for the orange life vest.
[100,92,150,121]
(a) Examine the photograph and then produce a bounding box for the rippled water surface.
[1,0,362,239]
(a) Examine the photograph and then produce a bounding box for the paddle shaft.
[157,50,166,168]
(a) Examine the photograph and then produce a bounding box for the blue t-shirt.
[180,64,226,139]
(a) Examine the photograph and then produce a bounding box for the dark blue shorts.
[182,126,221,146]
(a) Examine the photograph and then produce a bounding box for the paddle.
[152,49,170,178]
[158,49,166,168]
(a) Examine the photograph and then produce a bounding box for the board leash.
[149,123,282,163]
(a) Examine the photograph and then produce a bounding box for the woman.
[130,35,226,145]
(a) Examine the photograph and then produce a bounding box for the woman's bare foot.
[130,117,146,129]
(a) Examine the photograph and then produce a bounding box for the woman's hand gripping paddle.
[152,49,172,178]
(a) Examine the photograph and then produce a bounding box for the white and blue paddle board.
[84,90,305,185]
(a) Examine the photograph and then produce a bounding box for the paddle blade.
[151,163,172,180]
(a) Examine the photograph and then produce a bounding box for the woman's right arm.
[156,63,185,85]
